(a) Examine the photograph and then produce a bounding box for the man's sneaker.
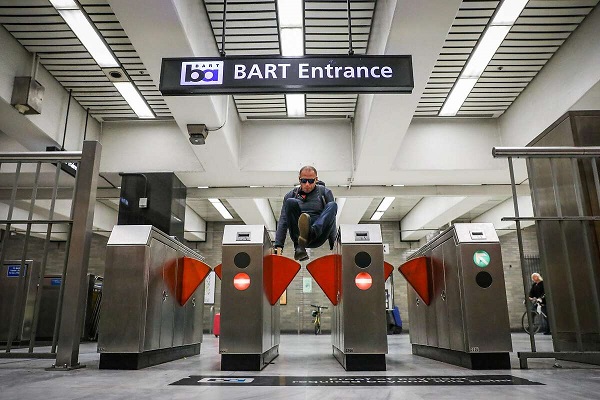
[294,246,309,262]
[298,213,310,247]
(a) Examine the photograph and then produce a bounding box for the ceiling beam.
[352,0,463,184]
[473,196,534,236]
[226,198,276,240]
[336,197,374,225]
[184,205,207,242]
[401,196,489,241]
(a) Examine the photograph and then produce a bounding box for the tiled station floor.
[0,333,598,400]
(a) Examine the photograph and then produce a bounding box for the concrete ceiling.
[1,0,600,243]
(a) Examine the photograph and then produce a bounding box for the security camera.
[187,124,208,145]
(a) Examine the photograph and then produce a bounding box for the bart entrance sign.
[159,55,413,95]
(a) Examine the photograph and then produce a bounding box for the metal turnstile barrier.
[0,142,101,369]
[98,225,211,369]
[400,223,512,369]
[0,267,103,345]
[0,260,39,344]
[218,225,300,371]
[308,224,388,371]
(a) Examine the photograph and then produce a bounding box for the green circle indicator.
[473,250,491,268]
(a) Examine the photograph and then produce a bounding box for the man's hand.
[273,246,283,255]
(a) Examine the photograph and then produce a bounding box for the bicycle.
[311,304,328,335]
[521,297,547,334]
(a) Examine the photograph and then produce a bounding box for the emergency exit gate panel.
[405,223,511,369]
[0,261,39,343]
[333,224,387,371]
[220,225,280,371]
[98,225,207,369]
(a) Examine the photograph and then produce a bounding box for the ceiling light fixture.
[277,0,305,118]
[208,198,233,220]
[277,0,303,27]
[50,0,154,119]
[286,93,305,118]
[50,0,118,67]
[439,0,529,116]
[377,197,395,212]
[280,28,304,56]
[370,211,384,221]
[113,82,154,118]
[439,78,478,116]
[370,197,395,221]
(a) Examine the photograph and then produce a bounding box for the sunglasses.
[299,178,316,184]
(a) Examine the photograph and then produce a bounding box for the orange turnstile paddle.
[306,254,342,305]
[384,261,394,281]
[398,256,431,305]
[163,257,212,306]
[178,257,212,306]
[214,263,222,280]
[263,254,301,305]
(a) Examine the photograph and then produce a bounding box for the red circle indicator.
[233,272,251,290]
[355,272,372,290]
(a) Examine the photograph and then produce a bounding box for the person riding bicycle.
[528,272,550,334]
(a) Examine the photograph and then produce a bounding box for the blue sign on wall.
[51,278,62,286]
[6,264,27,277]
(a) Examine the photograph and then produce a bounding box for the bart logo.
[197,377,254,383]
[180,61,224,85]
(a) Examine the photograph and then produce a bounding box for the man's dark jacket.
[274,183,336,249]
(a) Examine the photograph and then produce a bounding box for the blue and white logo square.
[197,377,254,384]
[180,61,224,85]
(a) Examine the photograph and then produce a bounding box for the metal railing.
[0,141,101,370]
[493,146,600,368]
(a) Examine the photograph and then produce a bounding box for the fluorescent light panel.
[461,25,511,78]
[113,82,154,118]
[286,93,305,117]
[280,28,304,56]
[439,78,478,116]
[492,0,529,25]
[377,197,395,212]
[439,0,528,116]
[209,198,233,220]
[277,0,303,27]
[52,8,118,67]
[370,211,384,221]
[49,0,78,9]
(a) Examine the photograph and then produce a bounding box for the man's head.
[299,165,318,193]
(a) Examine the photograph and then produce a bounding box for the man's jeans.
[283,198,337,248]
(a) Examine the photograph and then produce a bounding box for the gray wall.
[0,229,108,276]
[1,222,540,332]
[498,227,540,329]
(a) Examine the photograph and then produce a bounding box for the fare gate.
[98,225,211,369]
[307,224,392,371]
[399,223,512,369]
[217,225,300,371]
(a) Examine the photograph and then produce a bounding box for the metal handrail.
[0,151,82,162]
[493,144,600,365]
[493,146,600,158]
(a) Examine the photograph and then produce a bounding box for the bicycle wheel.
[314,318,321,335]
[522,312,541,334]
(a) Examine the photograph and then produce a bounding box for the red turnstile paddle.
[398,256,431,305]
[263,254,301,305]
[306,254,342,305]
